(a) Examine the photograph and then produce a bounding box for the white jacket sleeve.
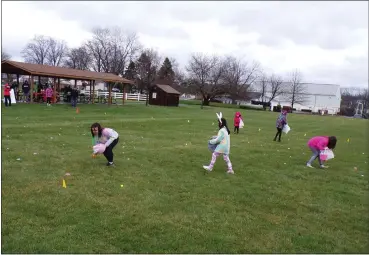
[104,128,119,147]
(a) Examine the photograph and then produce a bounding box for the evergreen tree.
[157,57,175,84]
[123,61,137,93]
[135,50,160,105]
[124,61,137,80]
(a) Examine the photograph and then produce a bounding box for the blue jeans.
[71,97,77,107]
[307,146,322,166]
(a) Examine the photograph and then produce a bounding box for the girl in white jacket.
[91,122,119,166]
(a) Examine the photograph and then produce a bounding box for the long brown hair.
[327,136,337,149]
[219,118,231,135]
[90,122,103,137]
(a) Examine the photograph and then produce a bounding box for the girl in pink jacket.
[45,85,53,106]
[306,136,337,168]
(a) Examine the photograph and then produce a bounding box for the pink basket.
[93,143,106,154]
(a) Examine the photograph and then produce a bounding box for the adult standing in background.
[22,80,30,103]
[71,85,79,107]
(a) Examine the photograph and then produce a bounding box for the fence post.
[138,93,140,101]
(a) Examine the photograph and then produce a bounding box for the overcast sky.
[2,1,368,88]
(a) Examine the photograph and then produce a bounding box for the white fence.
[80,91,148,101]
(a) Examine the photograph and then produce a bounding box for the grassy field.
[1,103,368,253]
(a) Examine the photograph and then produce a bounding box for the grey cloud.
[27,1,368,50]
[304,56,368,87]
[165,1,368,50]
[30,1,190,40]
[3,1,367,88]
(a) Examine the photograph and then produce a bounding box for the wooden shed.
[149,84,181,107]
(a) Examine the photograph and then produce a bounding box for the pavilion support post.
[38,76,41,87]
[57,78,60,93]
[92,80,95,104]
[16,74,20,101]
[30,75,34,103]
[16,74,20,88]
[108,82,112,105]
[89,80,92,103]
[53,78,57,103]
[122,84,126,105]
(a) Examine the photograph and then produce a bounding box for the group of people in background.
[203,109,337,174]
[2,80,79,107]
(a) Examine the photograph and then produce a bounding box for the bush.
[273,105,282,112]
[301,109,312,113]
[339,107,355,116]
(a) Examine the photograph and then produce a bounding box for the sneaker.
[320,165,329,169]
[106,162,115,167]
[203,165,212,171]
[227,170,234,174]
[306,164,314,168]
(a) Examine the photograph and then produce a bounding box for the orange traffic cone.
[76,107,80,114]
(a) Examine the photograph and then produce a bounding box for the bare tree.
[21,35,51,64]
[135,48,161,106]
[85,26,141,75]
[2,50,11,61]
[64,46,91,70]
[285,69,307,110]
[268,74,285,103]
[186,53,227,106]
[46,38,68,66]
[223,56,260,104]
[258,73,269,103]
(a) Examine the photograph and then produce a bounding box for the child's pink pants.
[209,152,233,171]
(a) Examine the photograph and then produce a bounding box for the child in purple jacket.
[273,110,288,142]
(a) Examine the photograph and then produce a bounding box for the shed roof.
[156,84,181,94]
[1,60,134,84]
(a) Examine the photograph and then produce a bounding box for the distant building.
[250,82,341,114]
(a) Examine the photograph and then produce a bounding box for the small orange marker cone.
[76,107,80,114]
[62,179,67,188]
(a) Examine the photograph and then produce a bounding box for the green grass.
[1,103,369,253]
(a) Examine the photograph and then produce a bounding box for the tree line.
[340,87,369,117]
[2,26,349,109]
